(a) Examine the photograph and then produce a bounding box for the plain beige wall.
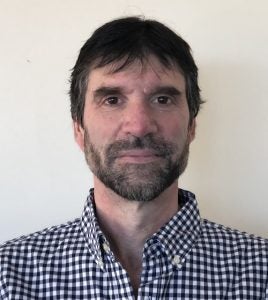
[0,0,267,243]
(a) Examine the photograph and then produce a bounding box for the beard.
[84,130,190,202]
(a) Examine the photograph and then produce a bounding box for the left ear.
[188,118,196,142]
[73,121,85,152]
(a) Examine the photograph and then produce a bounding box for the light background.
[0,0,267,243]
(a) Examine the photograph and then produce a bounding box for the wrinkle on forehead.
[86,55,187,100]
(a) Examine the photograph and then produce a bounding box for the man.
[0,17,267,299]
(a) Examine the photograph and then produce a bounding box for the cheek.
[161,117,189,141]
[85,115,118,149]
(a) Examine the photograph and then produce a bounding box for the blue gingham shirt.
[0,189,267,299]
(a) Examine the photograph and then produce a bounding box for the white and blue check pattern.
[0,189,267,299]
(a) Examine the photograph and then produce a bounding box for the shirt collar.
[147,189,201,265]
[80,189,105,264]
[80,188,201,266]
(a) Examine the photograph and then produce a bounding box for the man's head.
[70,16,202,127]
[70,17,202,201]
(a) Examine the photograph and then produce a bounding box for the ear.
[188,118,196,142]
[73,121,85,152]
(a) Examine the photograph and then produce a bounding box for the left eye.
[154,96,171,105]
[104,96,120,105]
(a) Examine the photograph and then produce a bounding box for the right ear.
[73,121,85,152]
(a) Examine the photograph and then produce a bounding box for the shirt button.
[103,242,110,253]
[172,255,181,266]
[96,258,104,268]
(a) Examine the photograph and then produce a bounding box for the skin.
[74,57,196,296]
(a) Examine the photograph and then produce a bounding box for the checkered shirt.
[1,189,267,299]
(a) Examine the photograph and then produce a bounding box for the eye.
[104,96,120,105]
[154,95,172,105]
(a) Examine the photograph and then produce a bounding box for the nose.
[122,101,158,138]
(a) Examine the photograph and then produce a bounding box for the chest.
[4,250,267,299]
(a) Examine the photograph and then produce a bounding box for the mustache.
[106,134,175,159]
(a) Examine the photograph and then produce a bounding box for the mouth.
[116,149,163,164]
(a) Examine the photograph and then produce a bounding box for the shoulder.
[199,218,268,261]
[201,218,267,244]
[0,218,82,264]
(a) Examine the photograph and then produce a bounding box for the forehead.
[87,56,186,93]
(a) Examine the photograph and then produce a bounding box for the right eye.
[104,96,120,106]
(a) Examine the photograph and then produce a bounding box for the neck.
[92,178,180,294]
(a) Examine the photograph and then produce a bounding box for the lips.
[116,149,162,163]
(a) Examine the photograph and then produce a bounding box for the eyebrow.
[148,86,182,97]
[93,86,124,100]
[92,85,182,100]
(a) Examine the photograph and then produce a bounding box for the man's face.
[74,57,195,201]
